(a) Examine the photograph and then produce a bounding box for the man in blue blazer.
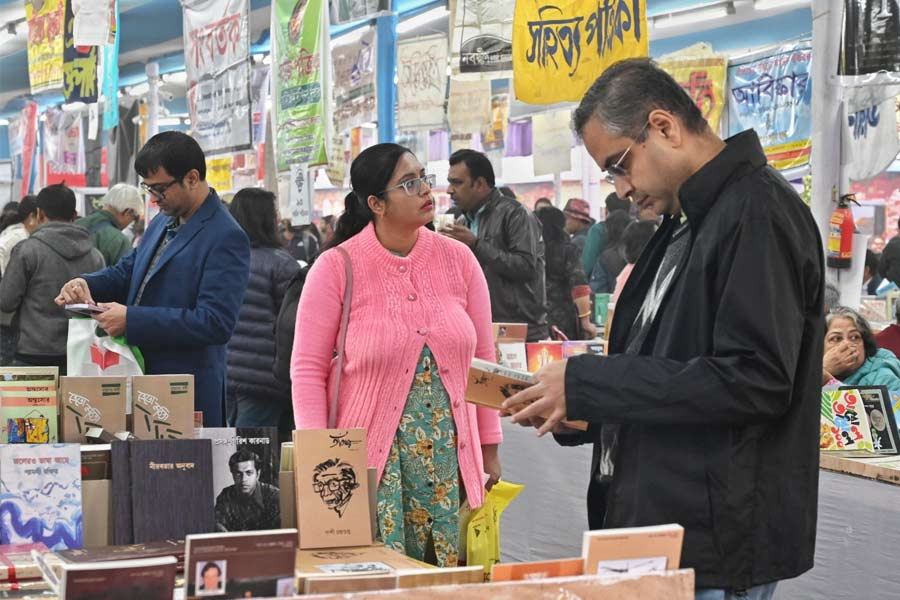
[55,131,251,426]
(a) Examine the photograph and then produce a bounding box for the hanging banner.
[449,79,491,135]
[840,0,900,78]
[450,0,515,78]
[72,0,116,46]
[658,44,727,135]
[25,0,65,94]
[273,0,330,170]
[46,110,88,187]
[181,0,253,155]
[842,86,900,181]
[326,133,348,187]
[288,163,313,226]
[481,79,509,151]
[728,41,813,171]
[332,28,377,134]
[8,102,38,198]
[64,0,99,103]
[250,63,271,145]
[101,1,120,131]
[397,34,448,131]
[207,156,234,192]
[532,110,572,176]
[330,0,389,26]
[512,0,649,104]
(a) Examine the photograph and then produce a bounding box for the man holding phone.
[56,131,250,426]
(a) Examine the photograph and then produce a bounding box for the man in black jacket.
[441,149,548,341]
[504,59,823,599]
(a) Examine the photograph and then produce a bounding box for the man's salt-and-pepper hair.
[572,58,708,141]
[103,183,145,218]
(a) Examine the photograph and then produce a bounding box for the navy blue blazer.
[83,190,251,426]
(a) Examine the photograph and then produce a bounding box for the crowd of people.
[0,57,877,600]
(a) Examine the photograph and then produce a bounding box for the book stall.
[0,366,693,599]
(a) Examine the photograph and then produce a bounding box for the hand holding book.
[503,359,570,437]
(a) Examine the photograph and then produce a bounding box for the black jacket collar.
[678,130,768,229]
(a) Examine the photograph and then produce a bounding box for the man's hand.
[441,224,477,248]
[55,278,94,306]
[482,444,501,491]
[502,359,568,437]
[94,303,127,337]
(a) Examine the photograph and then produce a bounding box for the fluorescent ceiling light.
[62,102,86,113]
[263,54,272,65]
[162,71,186,84]
[755,0,809,10]
[360,122,377,129]
[653,3,733,29]
[397,7,449,34]
[129,82,150,96]
[158,118,182,126]
[0,119,8,127]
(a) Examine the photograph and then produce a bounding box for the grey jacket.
[462,189,548,341]
[0,222,105,356]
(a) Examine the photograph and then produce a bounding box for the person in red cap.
[562,198,595,254]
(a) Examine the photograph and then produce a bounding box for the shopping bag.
[465,481,524,574]
[66,318,145,376]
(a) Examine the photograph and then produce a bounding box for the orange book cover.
[491,558,583,582]
[526,343,564,373]
[582,524,684,576]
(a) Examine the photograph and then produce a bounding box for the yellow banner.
[513,0,649,105]
[25,0,65,94]
[659,56,728,134]
[207,157,234,194]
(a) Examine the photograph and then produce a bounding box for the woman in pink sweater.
[291,144,502,567]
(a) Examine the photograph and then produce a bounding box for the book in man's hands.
[466,359,587,431]
[582,524,684,576]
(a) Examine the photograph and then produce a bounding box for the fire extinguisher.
[826,194,860,269]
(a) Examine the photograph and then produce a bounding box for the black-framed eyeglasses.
[140,178,182,200]
[604,122,651,185]
[380,174,436,197]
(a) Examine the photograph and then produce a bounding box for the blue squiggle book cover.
[0,443,83,550]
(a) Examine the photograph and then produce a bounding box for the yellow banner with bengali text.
[658,46,728,134]
[513,0,649,104]
[207,157,234,194]
[25,0,65,94]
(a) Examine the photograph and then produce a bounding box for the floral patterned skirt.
[377,346,460,567]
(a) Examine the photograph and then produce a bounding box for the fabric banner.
[101,1,120,131]
[332,28,377,134]
[330,0,389,26]
[273,0,330,169]
[532,110,572,176]
[288,163,313,226]
[658,44,727,135]
[72,0,116,46]
[250,63,271,145]
[842,86,900,181]
[8,102,38,198]
[512,0,649,104]
[840,0,900,77]
[451,0,515,78]
[449,79,492,134]
[207,156,234,192]
[25,0,65,93]
[45,111,88,187]
[728,41,813,171]
[182,0,253,155]
[397,35,448,130]
[326,133,347,187]
[64,0,99,103]
[481,79,509,151]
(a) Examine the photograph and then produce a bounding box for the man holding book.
[503,59,823,600]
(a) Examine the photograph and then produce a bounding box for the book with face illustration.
[840,386,900,455]
[292,429,372,549]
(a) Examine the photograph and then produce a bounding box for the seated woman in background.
[823,306,900,388]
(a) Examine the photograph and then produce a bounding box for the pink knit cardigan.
[291,223,502,508]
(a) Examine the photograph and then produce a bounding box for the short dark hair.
[201,562,222,578]
[134,131,207,181]
[573,58,707,140]
[605,192,631,214]
[230,188,282,249]
[449,149,495,188]
[604,209,634,248]
[865,249,880,274]
[18,196,37,222]
[498,186,516,198]
[622,220,657,263]
[36,184,76,221]
[228,449,261,473]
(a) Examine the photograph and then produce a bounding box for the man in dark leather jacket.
[442,150,548,341]
[504,59,823,600]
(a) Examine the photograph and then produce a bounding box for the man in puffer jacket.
[0,184,105,374]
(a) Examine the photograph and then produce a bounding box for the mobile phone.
[65,303,107,317]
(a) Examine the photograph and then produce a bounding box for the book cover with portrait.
[58,556,177,600]
[197,427,280,532]
[842,386,900,455]
[293,429,372,549]
[0,444,81,550]
[184,529,297,599]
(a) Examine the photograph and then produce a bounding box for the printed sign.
[333,29,377,133]
[451,0,515,77]
[397,35,449,130]
[25,0,65,93]
[63,0,99,103]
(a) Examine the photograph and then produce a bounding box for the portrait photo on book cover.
[213,445,281,532]
[196,560,227,596]
[312,458,360,517]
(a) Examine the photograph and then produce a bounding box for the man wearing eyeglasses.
[442,149,548,342]
[503,59,823,600]
[55,131,251,427]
